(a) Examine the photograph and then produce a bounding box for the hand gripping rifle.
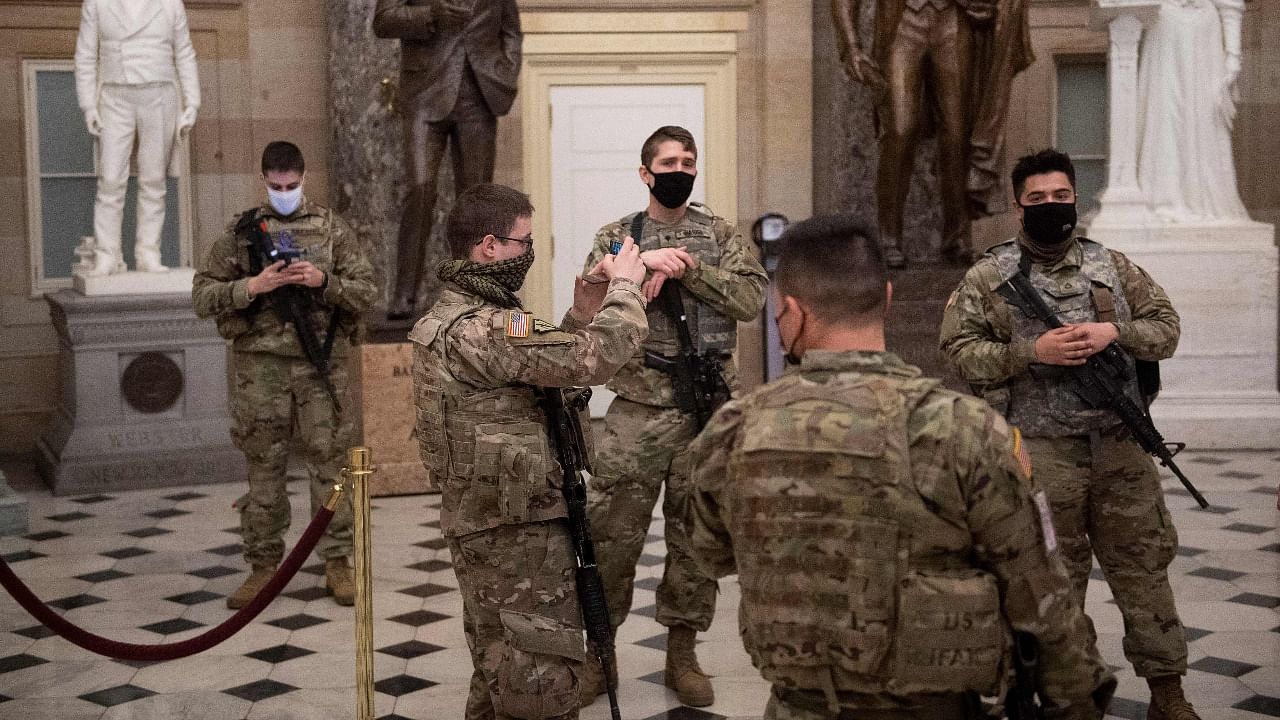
[536,386,623,720]
[995,261,1208,509]
[236,209,342,412]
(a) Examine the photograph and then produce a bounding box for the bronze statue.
[373,0,523,320]
[832,0,1033,267]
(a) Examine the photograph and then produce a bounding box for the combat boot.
[577,652,617,708]
[226,565,276,609]
[665,625,714,707]
[326,557,355,606]
[1147,675,1201,720]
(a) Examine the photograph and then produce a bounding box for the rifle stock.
[537,388,623,720]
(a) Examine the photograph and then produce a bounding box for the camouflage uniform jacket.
[939,236,1179,436]
[192,200,377,358]
[583,204,767,407]
[410,280,647,537]
[687,350,1113,718]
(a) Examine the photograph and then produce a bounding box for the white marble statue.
[74,0,200,275]
[1136,0,1248,223]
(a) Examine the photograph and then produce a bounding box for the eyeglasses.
[494,235,534,249]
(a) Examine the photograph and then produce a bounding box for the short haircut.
[641,126,698,168]
[1011,148,1076,198]
[447,183,535,259]
[775,214,887,325]
[261,141,305,175]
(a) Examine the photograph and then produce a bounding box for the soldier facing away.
[579,125,768,708]
[940,149,1197,720]
[688,214,1115,720]
[193,141,376,608]
[410,183,648,720]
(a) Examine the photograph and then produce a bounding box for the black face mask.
[777,304,805,366]
[647,170,696,209]
[1020,201,1078,246]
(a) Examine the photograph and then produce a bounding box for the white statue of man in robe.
[1136,0,1248,223]
[74,0,200,275]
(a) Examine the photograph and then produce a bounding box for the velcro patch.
[533,318,559,333]
[505,311,531,338]
[1032,490,1058,554]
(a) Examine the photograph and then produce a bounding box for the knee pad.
[490,609,586,720]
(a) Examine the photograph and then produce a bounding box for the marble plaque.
[360,342,435,496]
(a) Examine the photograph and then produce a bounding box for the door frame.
[520,15,743,319]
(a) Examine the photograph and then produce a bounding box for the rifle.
[1006,632,1043,720]
[643,282,731,431]
[536,387,622,720]
[996,261,1208,509]
[236,210,342,412]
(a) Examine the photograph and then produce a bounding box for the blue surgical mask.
[268,186,303,216]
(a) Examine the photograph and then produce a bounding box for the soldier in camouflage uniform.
[939,149,1197,720]
[579,126,768,708]
[411,183,648,720]
[689,214,1115,720]
[193,141,375,609]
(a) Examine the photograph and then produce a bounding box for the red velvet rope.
[0,507,336,662]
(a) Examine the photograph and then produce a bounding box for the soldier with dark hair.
[578,125,768,708]
[411,183,648,720]
[941,149,1197,720]
[688,214,1114,720]
[193,141,376,609]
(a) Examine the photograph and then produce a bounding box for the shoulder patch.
[1012,427,1033,479]
[505,310,531,338]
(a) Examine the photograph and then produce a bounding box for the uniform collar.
[1016,231,1084,272]
[798,349,921,378]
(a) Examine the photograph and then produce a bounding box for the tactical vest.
[409,294,568,537]
[631,206,736,355]
[730,369,1007,698]
[988,240,1144,438]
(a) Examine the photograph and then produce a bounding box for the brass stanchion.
[342,447,376,720]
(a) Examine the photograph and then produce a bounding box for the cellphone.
[609,239,624,255]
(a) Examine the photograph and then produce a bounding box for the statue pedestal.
[37,290,245,495]
[1088,220,1280,448]
[0,471,28,536]
[74,268,198,296]
[358,341,435,496]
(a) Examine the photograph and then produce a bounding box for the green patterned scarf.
[437,249,535,309]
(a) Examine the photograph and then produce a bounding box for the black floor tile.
[374,674,436,697]
[265,613,329,631]
[2,550,46,563]
[397,582,452,599]
[165,590,222,606]
[124,527,172,539]
[79,684,154,707]
[635,633,667,652]
[70,494,114,504]
[405,559,452,573]
[1183,627,1212,643]
[162,492,206,502]
[413,538,449,550]
[145,508,190,520]
[637,553,665,567]
[0,654,48,674]
[1219,470,1264,480]
[245,644,315,664]
[283,586,330,602]
[24,530,70,542]
[377,640,446,659]
[12,625,55,640]
[1105,697,1148,720]
[1234,695,1280,717]
[188,565,239,579]
[48,594,106,611]
[633,604,657,619]
[1175,546,1207,557]
[1189,655,1259,677]
[640,706,726,720]
[46,511,93,522]
[387,610,450,627]
[140,618,204,635]
[100,546,151,560]
[223,679,297,702]
[1222,523,1272,534]
[1188,567,1245,582]
[635,576,662,592]
[1229,593,1280,609]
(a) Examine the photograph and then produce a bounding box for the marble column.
[1086,0,1280,449]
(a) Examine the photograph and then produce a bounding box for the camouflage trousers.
[765,688,979,720]
[229,352,354,567]
[1025,433,1186,677]
[586,397,718,632]
[450,520,585,720]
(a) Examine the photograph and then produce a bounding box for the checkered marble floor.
[0,451,1276,720]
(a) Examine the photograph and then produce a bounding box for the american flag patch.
[506,311,530,338]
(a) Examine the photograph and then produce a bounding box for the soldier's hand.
[599,236,647,285]
[433,0,471,29]
[1070,322,1119,357]
[281,260,326,288]
[841,50,887,96]
[642,272,668,302]
[83,109,103,137]
[1034,325,1091,366]
[571,263,611,322]
[640,246,691,277]
[246,260,290,297]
